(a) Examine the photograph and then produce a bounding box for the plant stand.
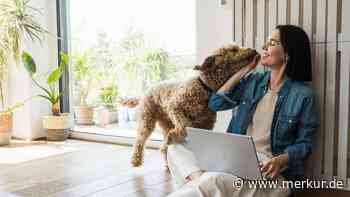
[43,113,73,141]
[0,113,12,145]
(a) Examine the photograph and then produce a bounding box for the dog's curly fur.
[131,44,258,168]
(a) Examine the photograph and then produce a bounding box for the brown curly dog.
[131,44,258,168]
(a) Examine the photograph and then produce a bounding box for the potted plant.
[96,83,119,125]
[90,32,119,126]
[0,0,47,145]
[72,52,96,125]
[0,98,32,145]
[22,51,73,141]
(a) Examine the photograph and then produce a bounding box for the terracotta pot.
[74,106,94,125]
[0,113,13,145]
[43,113,73,141]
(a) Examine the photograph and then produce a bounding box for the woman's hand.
[245,54,261,72]
[217,54,260,93]
[185,170,206,182]
[260,153,289,180]
[238,54,261,76]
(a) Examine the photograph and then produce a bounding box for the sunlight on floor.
[0,140,80,164]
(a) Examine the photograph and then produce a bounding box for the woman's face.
[261,30,286,68]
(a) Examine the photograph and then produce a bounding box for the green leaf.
[0,96,37,114]
[47,68,62,85]
[38,94,54,104]
[21,51,36,76]
[53,92,64,104]
[31,78,53,99]
[59,52,69,70]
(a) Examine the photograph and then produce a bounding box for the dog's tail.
[119,97,140,108]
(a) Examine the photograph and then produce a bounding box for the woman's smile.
[261,50,270,58]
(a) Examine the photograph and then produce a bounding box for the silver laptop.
[183,127,263,180]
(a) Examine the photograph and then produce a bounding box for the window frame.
[57,0,71,113]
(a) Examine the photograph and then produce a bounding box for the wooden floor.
[1,139,350,197]
[0,140,175,197]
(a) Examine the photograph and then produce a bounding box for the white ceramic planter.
[128,107,138,122]
[93,107,118,127]
[42,113,74,141]
[0,113,13,145]
[118,106,129,128]
[108,110,118,123]
[94,107,109,127]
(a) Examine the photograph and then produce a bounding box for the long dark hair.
[276,25,312,81]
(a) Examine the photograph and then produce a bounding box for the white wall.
[196,0,233,63]
[8,0,58,140]
[195,0,234,132]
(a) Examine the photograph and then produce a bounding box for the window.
[61,0,196,139]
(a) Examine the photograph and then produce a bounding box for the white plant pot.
[94,107,119,127]
[128,107,138,122]
[42,113,73,141]
[108,110,118,124]
[94,107,109,127]
[0,113,13,145]
[118,107,129,128]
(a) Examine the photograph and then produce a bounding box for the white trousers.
[166,144,290,197]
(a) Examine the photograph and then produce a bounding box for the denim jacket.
[208,71,319,180]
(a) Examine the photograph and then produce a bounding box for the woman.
[167,25,319,197]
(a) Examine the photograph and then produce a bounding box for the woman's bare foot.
[185,170,206,182]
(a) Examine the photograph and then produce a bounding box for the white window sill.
[69,122,163,149]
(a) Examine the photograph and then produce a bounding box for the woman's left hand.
[260,153,289,180]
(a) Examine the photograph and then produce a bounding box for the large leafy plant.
[93,33,119,109]
[0,0,47,114]
[72,51,97,106]
[98,84,118,111]
[72,32,119,107]
[118,29,176,91]
[22,51,69,116]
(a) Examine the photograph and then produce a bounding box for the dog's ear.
[193,56,215,71]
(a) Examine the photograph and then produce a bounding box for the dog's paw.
[131,155,143,167]
[131,147,143,167]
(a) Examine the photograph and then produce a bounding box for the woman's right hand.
[242,54,260,74]
[217,54,260,93]
[185,170,206,182]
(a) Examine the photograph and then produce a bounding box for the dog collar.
[198,77,214,93]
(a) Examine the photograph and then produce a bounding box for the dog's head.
[194,44,258,91]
